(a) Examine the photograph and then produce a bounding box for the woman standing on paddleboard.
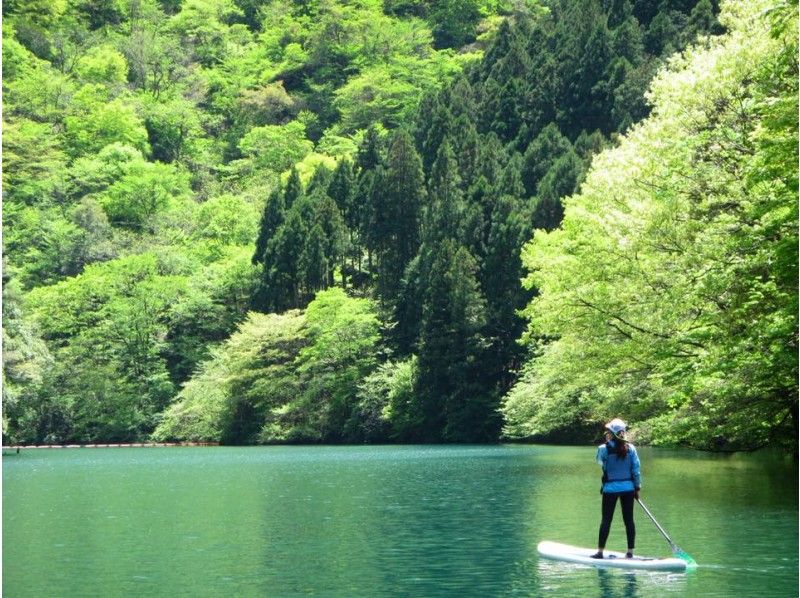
[591,418,641,559]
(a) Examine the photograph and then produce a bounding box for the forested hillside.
[3,0,795,451]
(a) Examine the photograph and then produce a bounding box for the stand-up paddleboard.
[537,541,688,571]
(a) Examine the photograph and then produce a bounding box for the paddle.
[636,498,697,567]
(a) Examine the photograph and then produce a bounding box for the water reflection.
[596,568,638,597]
[537,560,689,597]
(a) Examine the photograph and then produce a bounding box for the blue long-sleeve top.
[596,440,641,494]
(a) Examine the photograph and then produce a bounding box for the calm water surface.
[3,445,797,597]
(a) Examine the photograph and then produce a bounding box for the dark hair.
[615,437,629,459]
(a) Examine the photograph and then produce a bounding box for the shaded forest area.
[3,0,796,451]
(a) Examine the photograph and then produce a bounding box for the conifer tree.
[312,192,345,288]
[533,149,584,231]
[300,223,328,299]
[353,127,384,277]
[284,167,303,209]
[414,240,489,441]
[327,158,355,228]
[481,194,532,395]
[252,187,285,266]
[429,0,481,50]
[421,96,453,174]
[374,130,425,306]
[356,126,383,173]
[426,138,463,242]
[327,158,357,284]
[521,123,573,197]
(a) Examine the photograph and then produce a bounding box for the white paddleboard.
[537,541,688,571]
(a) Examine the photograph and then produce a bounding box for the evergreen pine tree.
[426,138,463,242]
[284,167,303,209]
[327,158,356,227]
[252,187,285,266]
[299,223,328,300]
[532,149,584,231]
[481,194,532,397]
[375,130,425,306]
[312,192,345,288]
[415,240,490,442]
[327,158,357,284]
[356,126,383,174]
[307,163,333,194]
[354,127,384,277]
[421,97,453,175]
[450,114,480,191]
[521,123,572,197]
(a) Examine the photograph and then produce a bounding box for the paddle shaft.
[636,498,677,551]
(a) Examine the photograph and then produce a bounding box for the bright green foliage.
[2,118,69,205]
[334,65,420,133]
[22,254,188,442]
[3,204,82,287]
[504,0,798,451]
[74,44,128,83]
[193,194,259,252]
[237,120,314,173]
[292,288,381,441]
[154,288,381,443]
[65,92,151,157]
[168,0,245,66]
[2,271,53,444]
[164,247,259,384]
[153,310,307,443]
[356,357,417,441]
[142,96,207,164]
[99,161,191,229]
[3,0,751,449]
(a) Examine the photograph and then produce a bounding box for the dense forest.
[2,0,796,451]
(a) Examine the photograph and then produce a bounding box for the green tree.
[373,130,426,305]
[99,161,190,229]
[236,120,314,173]
[64,90,151,157]
[521,123,572,197]
[74,44,128,83]
[429,0,481,49]
[415,240,489,441]
[504,0,798,451]
[252,187,284,273]
[532,149,584,231]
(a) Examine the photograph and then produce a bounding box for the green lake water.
[3,445,797,597]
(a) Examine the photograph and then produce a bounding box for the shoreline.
[2,442,220,450]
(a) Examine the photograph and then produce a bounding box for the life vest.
[601,441,634,485]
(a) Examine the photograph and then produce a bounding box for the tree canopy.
[4,0,795,453]
[502,0,798,451]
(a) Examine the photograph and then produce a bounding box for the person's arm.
[631,446,641,491]
[596,444,607,466]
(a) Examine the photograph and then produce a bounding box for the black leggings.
[598,491,635,549]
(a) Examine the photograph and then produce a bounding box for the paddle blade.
[674,548,697,568]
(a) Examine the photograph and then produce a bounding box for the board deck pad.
[537,541,688,571]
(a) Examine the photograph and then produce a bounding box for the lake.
[3,445,797,597]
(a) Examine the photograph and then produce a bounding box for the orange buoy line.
[2,442,220,450]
